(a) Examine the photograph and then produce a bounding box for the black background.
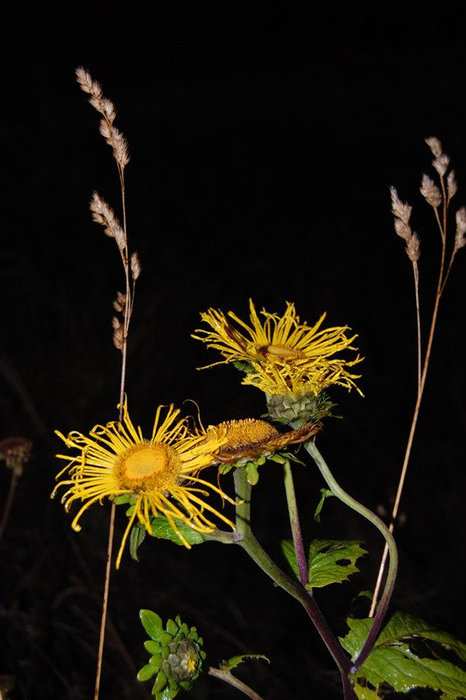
[1,2,465,699]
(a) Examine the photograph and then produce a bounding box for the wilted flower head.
[207,418,318,464]
[0,437,32,475]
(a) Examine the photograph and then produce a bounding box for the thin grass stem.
[0,470,19,542]
[369,171,450,618]
[94,501,116,700]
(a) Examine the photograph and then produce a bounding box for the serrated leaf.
[352,681,381,700]
[307,539,367,588]
[281,539,366,588]
[140,609,163,639]
[149,517,205,546]
[219,654,270,671]
[340,612,466,700]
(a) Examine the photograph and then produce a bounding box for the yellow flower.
[193,299,362,398]
[242,357,362,397]
[52,401,235,568]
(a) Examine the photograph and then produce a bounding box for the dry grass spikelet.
[432,154,450,178]
[455,207,466,251]
[447,171,458,201]
[130,252,142,281]
[425,136,443,158]
[75,66,102,99]
[90,192,126,251]
[113,291,126,313]
[406,232,420,262]
[390,186,420,261]
[76,66,129,172]
[99,121,130,170]
[390,186,412,225]
[112,316,124,350]
[420,174,442,208]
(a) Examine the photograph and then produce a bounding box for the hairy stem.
[283,460,309,586]
[233,468,356,698]
[303,440,398,671]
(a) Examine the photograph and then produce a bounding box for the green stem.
[283,461,309,586]
[208,668,265,700]
[304,440,398,671]
[233,468,356,698]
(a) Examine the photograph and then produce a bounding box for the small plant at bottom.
[138,610,206,699]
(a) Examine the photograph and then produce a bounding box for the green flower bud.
[138,610,206,699]
[265,391,336,425]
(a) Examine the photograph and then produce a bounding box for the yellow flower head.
[193,299,363,399]
[207,418,320,465]
[52,401,235,568]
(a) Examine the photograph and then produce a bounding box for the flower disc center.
[124,446,167,478]
[116,443,181,492]
[260,343,303,360]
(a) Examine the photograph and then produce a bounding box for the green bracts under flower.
[138,610,206,699]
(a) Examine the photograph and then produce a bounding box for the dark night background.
[1,2,465,699]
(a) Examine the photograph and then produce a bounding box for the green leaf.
[306,539,367,589]
[149,517,205,546]
[153,670,168,694]
[166,618,178,636]
[314,488,334,522]
[140,610,163,639]
[351,682,381,700]
[281,539,366,588]
[340,612,466,699]
[281,539,299,579]
[245,461,260,485]
[130,522,147,561]
[219,654,269,671]
[137,663,157,682]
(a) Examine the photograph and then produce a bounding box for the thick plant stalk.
[283,460,309,586]
[233,468,357,699]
